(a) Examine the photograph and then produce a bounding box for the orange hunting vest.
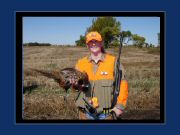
[75,53,128,110]
[75,54,115,81]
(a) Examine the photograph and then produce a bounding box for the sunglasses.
[87,41,102,48]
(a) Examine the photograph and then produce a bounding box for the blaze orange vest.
[75,53,128,109]
[75,54,115,81]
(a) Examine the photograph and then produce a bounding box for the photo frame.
[16,11,165,124]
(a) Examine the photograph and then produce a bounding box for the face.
[87,40,102,54]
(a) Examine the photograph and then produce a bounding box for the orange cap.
[86,31,102,44]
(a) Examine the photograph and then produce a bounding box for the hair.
[101,46,106,53]
[101,42,106,53]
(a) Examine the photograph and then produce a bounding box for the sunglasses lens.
[88,41,101,48]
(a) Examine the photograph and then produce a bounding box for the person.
[74,31,128,120]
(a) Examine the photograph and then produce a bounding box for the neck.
[91,52,103,63]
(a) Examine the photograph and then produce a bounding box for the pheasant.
[32,68,89,101]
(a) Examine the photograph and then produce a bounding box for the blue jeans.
[85,112,111,120]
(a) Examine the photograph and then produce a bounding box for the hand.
[88,99,93,105]
[88,97,99,108]
[112,107,123,117]
[69,78,77,85]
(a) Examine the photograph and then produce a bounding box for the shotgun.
[82,97,99,119]
[111,33,123,116]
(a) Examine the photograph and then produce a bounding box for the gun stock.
[82,98,98,119]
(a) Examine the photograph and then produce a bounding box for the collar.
[87,53,105,63]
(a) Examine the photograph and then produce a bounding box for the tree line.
[23,42,52,46]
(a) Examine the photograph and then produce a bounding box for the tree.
[149,43,155,48]
[157,33,160,47]
[144,42,149,48]
[121,31,132,45]
[75,35,86,47]
[86,17,121,48]
[132,34,146,48]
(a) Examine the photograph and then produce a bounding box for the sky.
[23,17,160,46]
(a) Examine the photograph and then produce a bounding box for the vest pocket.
[94,80,113,109]
[102,80,113,108]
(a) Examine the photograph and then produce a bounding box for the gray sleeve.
[120,63,126,80]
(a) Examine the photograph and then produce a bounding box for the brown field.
[23,46,160,120]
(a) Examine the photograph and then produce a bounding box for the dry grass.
[23,46,160,120]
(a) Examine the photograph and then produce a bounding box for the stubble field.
[23,46,160,120]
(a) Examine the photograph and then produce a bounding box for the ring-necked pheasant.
[32,68,89,101]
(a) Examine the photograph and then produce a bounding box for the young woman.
[75,31,128,120]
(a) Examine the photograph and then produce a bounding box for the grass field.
[23,46,160,120]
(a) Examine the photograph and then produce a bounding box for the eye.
[78,79,83,85]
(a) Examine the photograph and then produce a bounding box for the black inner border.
[16,12,165,124]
